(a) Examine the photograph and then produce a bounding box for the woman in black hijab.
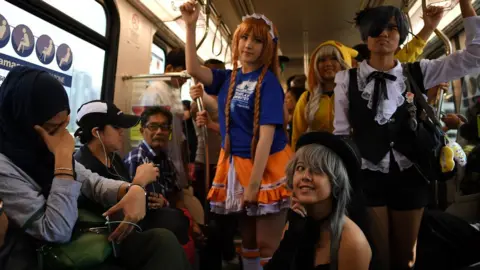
[0,66,191,270]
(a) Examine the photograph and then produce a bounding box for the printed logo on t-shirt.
[231,80,257,111]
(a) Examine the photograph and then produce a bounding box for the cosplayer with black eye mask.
[334,2,480,270]
[356,6,410,47]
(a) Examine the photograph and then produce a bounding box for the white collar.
[357,60,407,125]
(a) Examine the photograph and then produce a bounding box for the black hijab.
[0,66,70,196]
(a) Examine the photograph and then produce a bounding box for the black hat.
[74,100,139,137]
[296,132,362,185]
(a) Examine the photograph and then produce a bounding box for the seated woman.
[74,101,195,264]
[0,66,191,270]
[265,131,371,270]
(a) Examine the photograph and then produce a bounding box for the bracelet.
[54,173,74,178]
[55,167,73,172]
[126,184,147,196]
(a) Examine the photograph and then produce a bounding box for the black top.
[74,145,131,218]
[264,210,332,270]
[348,66,420,165]
[74,145,131,182]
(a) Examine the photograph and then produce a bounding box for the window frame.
[151,32,168,74]
[6,0,120,102]
[153,32,169,54]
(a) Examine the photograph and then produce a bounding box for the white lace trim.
[357,60,407,125]
[361,149,414,173]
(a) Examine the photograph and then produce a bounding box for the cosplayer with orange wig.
[181,2,292,269]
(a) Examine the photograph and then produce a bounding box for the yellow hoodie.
[291,38,426,150]
[291,41,356,150]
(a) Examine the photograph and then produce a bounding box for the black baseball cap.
[74,100,139,137]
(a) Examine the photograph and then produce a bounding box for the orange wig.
[224,14,281,160]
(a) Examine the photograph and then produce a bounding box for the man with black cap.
[74,100,152,184]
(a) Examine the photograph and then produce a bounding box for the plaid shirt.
[124,140,181,198]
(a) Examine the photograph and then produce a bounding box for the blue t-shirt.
[205,67,287,159]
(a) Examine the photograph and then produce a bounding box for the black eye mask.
[355,5,409,46]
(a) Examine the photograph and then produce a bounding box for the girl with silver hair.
[265,131,371,270]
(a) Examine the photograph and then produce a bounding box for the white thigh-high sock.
[259,257,272,269]
[241,248,260,270]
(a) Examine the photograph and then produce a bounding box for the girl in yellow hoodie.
[291,41,357,149]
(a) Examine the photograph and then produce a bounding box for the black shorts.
[360,162,430,211]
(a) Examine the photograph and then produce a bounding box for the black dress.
[264,210,332,270]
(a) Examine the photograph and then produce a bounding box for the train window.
[0,1,106,136]
[181,79,193,102]
[41,0,107,36]
[150,43,166,74]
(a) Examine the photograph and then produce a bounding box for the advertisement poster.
[0,1,106,135]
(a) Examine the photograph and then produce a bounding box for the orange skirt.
[207,146,293,216]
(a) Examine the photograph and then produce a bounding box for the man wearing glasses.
[124,106,197,265]
[124,106,181,204]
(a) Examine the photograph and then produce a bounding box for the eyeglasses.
[145,123,172,132]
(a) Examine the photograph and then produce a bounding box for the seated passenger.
[124,106,196,264]
[264,131,371,270]
[138,48,189,192]
[74,100,140,182]
[0,67,191,270]
[74,100,193,252]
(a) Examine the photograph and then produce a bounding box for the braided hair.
[223,16,281,160]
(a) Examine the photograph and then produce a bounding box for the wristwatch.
[0,199,4,216]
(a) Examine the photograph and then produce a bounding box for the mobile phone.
[106,215,120,258]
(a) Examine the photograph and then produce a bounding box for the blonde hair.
[224,16,281,160]
[305,45,350,130]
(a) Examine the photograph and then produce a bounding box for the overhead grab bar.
[196,0,210,50]
[122,72,191,81]
[212,16,224,56]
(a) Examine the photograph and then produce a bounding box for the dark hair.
[204,59,224,65]
[182,100,191,110]
[166,48,186,69]
[140,106,173,127]
[459,99,480,142]
[287,75,296,88]
[355,6,409,46]
[287,87,306,102]
[78,125,106,144]
[353,43,371,62]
